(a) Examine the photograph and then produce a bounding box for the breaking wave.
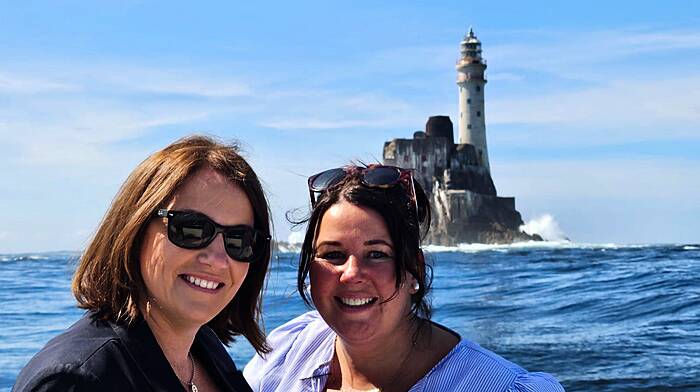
[422,240,658,254]
[519,214,568,241]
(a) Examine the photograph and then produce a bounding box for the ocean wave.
[0,251,80,263]
[422,241,655,253]
[0,254,50,262]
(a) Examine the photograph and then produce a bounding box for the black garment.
[12,312,253,392]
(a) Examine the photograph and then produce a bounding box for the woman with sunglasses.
[14,136,271,392]
[244,164,563,392]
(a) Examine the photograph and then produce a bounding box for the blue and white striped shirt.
[244,311,564,391]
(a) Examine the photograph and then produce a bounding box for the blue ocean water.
[1,243,699,391]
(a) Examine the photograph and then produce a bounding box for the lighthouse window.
[467,98,471,104]
[467,124,472,129]
[477,111,481,117]
[476,85,481,92]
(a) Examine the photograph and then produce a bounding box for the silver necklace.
[177,352,198,392]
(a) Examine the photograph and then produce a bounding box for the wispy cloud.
[494,158,700,201]
[0,63,259,168]
[489,76,700,142]
[2,25,698,171]
[488,72,525,82]
[488,28,700,79]
[256,26,700,137]
[95,66,253,98]
[0,72,79,94]
[259,90,435,130]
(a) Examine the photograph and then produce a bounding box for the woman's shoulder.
[418,338,565,392]
[259,310,331,352]
[244,311,335,390]
[13,313,123,391]
[246,310,333,364]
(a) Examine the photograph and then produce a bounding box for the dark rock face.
[445,165,496,195]
[429,188,541,245]
[384,115,541,245]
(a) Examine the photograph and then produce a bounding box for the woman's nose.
[339,255,364,284]
[198,232,230,268]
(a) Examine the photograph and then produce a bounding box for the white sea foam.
[287,230,305,245]
[0,254,49,262]
[276,243,302,253]
[684,245,699,250]
[0,251,81,262]
[520,214,568,241]
[423,241,650,254]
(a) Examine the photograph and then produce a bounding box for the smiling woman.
[244,164,564,392]
[12,136,272,392]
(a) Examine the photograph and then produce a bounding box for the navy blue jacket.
[13,312,253,391]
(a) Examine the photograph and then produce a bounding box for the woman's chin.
[329,318,380,344]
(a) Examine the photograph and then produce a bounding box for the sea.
[1,242,699,392]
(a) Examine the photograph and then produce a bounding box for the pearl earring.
[412,281,420,292]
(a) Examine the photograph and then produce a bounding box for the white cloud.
[260,91,433,131]
[255,26,700,139]
[0,72,79,94]
[0,62,264,170]
[488,72,525,82]
[2,25,698,174]
[98,67,253,97]
[488,28,700,79]
[488,76,700,141]
[493,158,700,202]
[0,97,217,167]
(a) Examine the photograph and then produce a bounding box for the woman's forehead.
[316,201,393,246]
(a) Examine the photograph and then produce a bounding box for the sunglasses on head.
[307,165,423,222]
[155,209,270,263]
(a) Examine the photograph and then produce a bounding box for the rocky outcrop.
[428,187,541,245]
[384,116,541,245]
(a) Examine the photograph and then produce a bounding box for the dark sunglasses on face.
[307,165,424,222]
[155,209,270,263]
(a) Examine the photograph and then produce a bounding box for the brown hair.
[72,135,271,353]
[296,168,433,326]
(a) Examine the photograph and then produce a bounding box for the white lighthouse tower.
[456,28,490,170]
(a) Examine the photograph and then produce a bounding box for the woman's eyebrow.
[315,240,342,248]
[364,239,393,247]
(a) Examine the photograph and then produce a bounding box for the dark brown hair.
[72,135,271,354]
[295,167,433,324]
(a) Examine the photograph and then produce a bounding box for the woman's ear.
[410,250,425,294]
[410,279,420,294]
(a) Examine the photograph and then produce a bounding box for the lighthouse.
[456,28,489,170]
[382,28,540,244]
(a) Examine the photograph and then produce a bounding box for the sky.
[1,0,699,253]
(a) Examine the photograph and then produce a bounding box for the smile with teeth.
[337,297,378,307]
[182,275,223,290]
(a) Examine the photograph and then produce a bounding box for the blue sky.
[1,1,699,252]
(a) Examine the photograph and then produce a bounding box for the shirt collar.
[109,316,184,391]
[108,315,241,391]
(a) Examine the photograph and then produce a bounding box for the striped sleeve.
[506,372,566,392]
[414,339,565,391]
[243,311,331,392]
